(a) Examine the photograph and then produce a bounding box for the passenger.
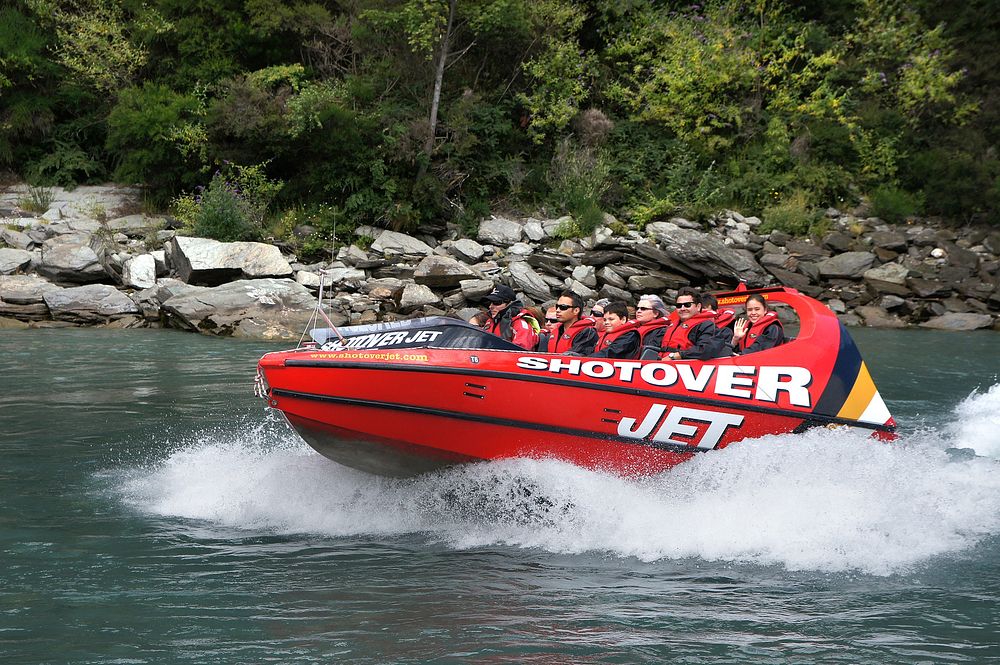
[468,311,490,328]
[660,287,726,361]
[590,302,640,359]
[550,291,599,355]
[701,292,735,349]
[590,298,610,332]
[732,294,785,354]
[535,305,559,352]
[634,294,672,359]
[482,284,539,350]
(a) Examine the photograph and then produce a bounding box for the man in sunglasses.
[535,305,560,352]
[550,291,598,355]
[482,284,539,350]
[659,287,726,361]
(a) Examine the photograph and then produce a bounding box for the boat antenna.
[316,270,347,345]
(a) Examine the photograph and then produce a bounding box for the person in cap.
[483,284,539,350]
[550,291,598,355]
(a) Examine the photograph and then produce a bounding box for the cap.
[483,284,516,304]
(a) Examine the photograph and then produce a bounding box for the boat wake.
[112,385,1000,576]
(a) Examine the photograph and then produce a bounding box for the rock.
[477,217,523,246]
[571,264,597,287]
[785,239,829,259]
[0,274,62,320]
[599,283,633,302]
[557,239,583,255]
[1,227,33,249]
[370,230,434,256]
[581,226,614,250]
[765,266,811,290]
[337,245,371,266]
[822,231,853,252]
[41,207,62,221]
[598,266,627,289]
[36,242,106,283]
[826,298,847,314]
[509,261,552,302]
[869,230,908,251]
[523,220,545,242]
[43,284,140,323]
[398,283,440,311]
[449,238,485,263]
[568,279,598,299]
[863,261,909,284]
[856,305,907,328]
[627,274,670,291]
[817,251,877,278]
[122,254,157,289]
[0,316,29,329]
[459,279,495,301]
[879,295,906,310]
[161,278,316,338]
[104,214,167,237]
[580,250,624,267]
[413,255,478,288]
[295,271,321,289]
[0,248,33,274]
[919,312,994,331]
[906,277,952,298]
[506,242,534,257]
[169,236,293,285]
[651,226,770,286]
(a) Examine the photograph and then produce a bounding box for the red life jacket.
[635,317,672,349]
[595,320,640,353]
[487,306,538,350]
[661,310,718,350]
[737,312,783,352]
[714,308,736,328]
[551,317,596,354]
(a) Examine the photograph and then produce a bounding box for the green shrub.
[174,162,283,241]
[546,138,610,234]
[760,190,823,236]
[869,186,923,223]
[17,184,55,213]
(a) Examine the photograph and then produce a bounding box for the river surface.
[1,327,999,663]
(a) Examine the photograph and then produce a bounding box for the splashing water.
[115,388,1000,577]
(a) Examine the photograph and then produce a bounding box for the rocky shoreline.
[1,184,998,338]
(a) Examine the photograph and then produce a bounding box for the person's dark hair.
[701,293,718,310]
[605,301,629,319]
[558,291,585,311]
[676,286,700,302]
[468,311,489,327]
[745,294,769,311]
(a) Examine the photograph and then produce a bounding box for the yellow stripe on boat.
[836,362,877,421]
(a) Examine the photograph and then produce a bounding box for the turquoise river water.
[1,327,999,663]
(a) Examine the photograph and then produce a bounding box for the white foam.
[112,414,1000,577]
[947,383,1000,458]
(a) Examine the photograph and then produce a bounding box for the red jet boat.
[256,286,896,477]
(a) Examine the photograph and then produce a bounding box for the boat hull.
[257,288,896,477]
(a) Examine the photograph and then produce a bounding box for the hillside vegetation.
[3,0,998,248]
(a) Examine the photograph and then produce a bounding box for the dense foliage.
[2,0,998,242]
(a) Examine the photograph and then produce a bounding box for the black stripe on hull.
[273,389,708,455]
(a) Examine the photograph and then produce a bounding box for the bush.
[173,162,283,241]
[17,184,54,213]
[546,138,610,234]
[760,190,823,236]
[869,186,923,223]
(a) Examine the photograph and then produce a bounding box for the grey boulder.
[43,284,140,323]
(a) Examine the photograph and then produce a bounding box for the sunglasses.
[555,303,575,311]
[545,318,559,323]
[635,306,653,312]
[591,310,604,317]
[675,301,696,308]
